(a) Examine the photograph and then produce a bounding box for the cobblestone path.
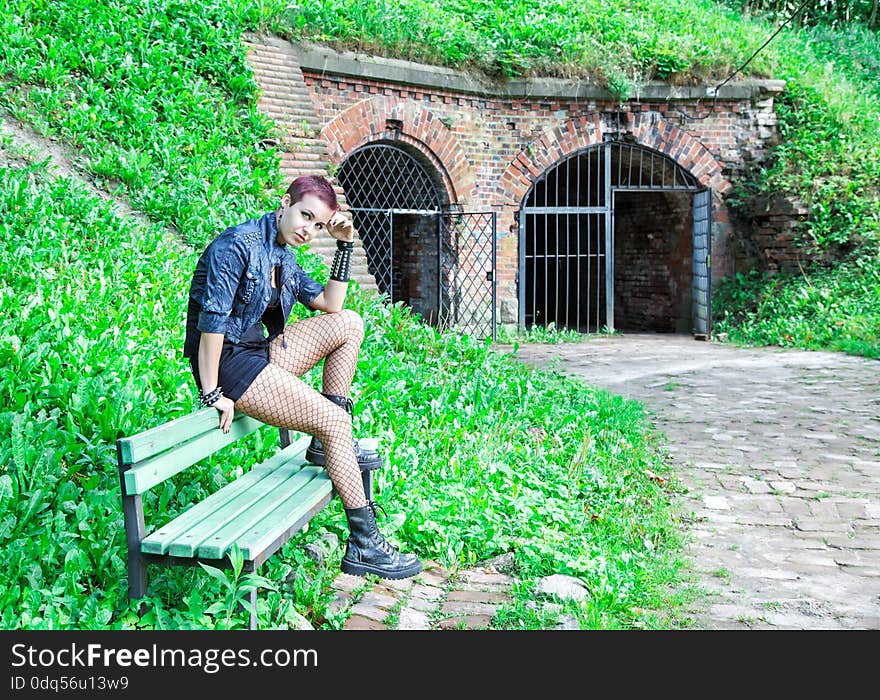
[514,334,880,629]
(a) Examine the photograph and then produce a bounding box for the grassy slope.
[714,22,880,357]
[0,1,687,630]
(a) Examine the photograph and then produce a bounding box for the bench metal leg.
[248,589,257,631]
[241,561,259,630]
[128,555,148,600]
[278,427,291,449]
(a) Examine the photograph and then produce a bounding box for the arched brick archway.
[321,96,476,207]
[499,112,730,207]
[506,113,730,335]
[625,112,731,194]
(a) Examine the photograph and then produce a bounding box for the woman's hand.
[214,395,236,434]
[327,210,356,243]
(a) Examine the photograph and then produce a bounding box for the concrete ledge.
[295,40,785,101]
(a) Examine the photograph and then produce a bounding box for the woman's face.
[276,193,335,247]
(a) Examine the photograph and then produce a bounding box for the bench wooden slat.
[141,436,311,556]
[248,435,309,473]
[118,409,255,465]
[195,465,330,560]
[123,413,265,495]
[166,462,318,559]
[232,469,333,561]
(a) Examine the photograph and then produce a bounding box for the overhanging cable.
[672,0,814,121]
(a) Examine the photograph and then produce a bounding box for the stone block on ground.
[344,614,386,630]
[397,608,432,630]
[536,574,590,602]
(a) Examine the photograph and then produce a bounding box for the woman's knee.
[339,309,364,342]
[314,405,352,443]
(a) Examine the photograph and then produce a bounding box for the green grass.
[713,255,880,358]
[281,0,765,83]
[495,322,585,345]
[0,0,285,247]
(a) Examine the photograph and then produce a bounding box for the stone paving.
[336,561,516,630]
[512,333,880,629]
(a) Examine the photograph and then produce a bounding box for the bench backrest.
[117,409,265,495]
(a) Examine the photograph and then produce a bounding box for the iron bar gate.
[519,140,706,335]
[339,142,497,340]
[347,206,498,340]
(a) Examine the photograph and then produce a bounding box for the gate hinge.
[485,271,494,281]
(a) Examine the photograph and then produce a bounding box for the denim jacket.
[183,212,324,356]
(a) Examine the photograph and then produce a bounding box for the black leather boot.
[305,393,384,471]
[341,503,423,579]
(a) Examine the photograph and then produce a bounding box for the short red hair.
[285,175,339,212]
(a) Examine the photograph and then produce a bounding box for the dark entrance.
[519,140,711,336]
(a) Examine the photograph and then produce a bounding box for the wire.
[671,0,814,121]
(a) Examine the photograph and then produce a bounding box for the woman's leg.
[268,309,364,392]
[235,363,421,579]
[235,364,367,509]
[268,309,380,469]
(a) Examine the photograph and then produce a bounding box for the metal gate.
[338,144,442,300]
[439,211,497,340]
[338,142,497,340]
[520,140,708,335]
[692,188,712,339]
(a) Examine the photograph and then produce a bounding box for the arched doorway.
[519,140,711,337]
[338,141,497,339]
[337,141,444,324]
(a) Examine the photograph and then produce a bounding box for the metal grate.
[338,143,440,211]
[520,141,703,333]
[338,142,497,339]
[439,211,497,340]
[338,143,442,299]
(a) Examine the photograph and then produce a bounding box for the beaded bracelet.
[198,386,223,407]
[329,239,354,282]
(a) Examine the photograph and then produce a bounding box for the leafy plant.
[198,545,278,629]
[495,322,584,344]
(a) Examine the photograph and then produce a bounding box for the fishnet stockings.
[235,310,367,508]
[269,309,364,395]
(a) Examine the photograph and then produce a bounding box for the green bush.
[713,255,880,358]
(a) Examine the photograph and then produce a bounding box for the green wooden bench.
[116,408,376,629]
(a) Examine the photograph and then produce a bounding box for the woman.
[184,175,421,580]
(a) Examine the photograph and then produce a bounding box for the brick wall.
[196,30,793,333]
[299,70,779,328]
[734,192,816,274]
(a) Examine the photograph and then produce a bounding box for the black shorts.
[189,334,270,402]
